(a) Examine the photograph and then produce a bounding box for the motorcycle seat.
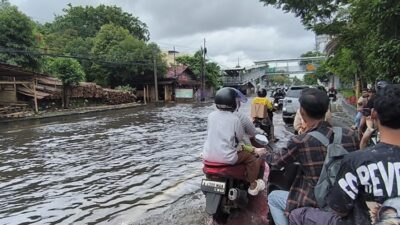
[203,160,247,180]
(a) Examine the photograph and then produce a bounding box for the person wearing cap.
[203,87,266,195]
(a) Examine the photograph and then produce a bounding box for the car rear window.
[286,87,309,98]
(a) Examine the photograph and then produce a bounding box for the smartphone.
[362,108,371,117]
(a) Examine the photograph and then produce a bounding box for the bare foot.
[249,181,257,190]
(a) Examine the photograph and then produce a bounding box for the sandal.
[248,179,266,196]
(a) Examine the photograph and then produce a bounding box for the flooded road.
[0,103,214,225]
[0,99,351,225]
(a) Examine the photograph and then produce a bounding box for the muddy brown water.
[0,99,351,225]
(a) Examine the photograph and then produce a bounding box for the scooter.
[253,118,271,140]
[273,97,283,111]
[328,93,337,102]
[201,135,269,224]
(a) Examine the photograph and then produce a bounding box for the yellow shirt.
[252,97,273,110]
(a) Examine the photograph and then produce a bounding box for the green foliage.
[176,50,221,89]
[48,4,149,41]
[292,76,304,85]
[205,61,222,88]
[44,57,85,85]
[90,24,166,87]
[299,51,324,67]
[0,3,39,68]
[262,0,400,84]
[326,48,357,85]
[304,74,318,85]
[315,61,330,82]
[259,0,345,30]
[269,74,291,85]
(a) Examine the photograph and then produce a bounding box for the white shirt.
[203,110,245,164]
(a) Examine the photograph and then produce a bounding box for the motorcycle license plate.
[201,179,226,194]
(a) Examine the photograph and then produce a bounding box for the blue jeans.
[268,190,289,225]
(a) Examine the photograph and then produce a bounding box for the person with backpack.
[289,84,400,225]
[266,88,359,225]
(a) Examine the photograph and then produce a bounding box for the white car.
[282,86,311,124]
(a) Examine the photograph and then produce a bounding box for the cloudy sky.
[9,0,316,69]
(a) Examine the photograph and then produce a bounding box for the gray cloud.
[9,0,315,68]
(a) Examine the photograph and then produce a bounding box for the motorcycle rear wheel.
[213,206,229,224]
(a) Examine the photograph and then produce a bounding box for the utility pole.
[173,46,177,77]
[201,38,206,102]
[153,49,159,102]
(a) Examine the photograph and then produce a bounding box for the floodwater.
[0,99,351,225]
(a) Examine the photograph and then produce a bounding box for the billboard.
[175,88,193,98]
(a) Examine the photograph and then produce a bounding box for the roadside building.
[0,62,61,117]
[0,62,136,119]
[135,65,200,103]
[166,65,200,102]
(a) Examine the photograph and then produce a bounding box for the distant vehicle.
[282,85,310,124]
[270,88,285,111]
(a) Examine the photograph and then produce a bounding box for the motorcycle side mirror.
[255,134,269,146]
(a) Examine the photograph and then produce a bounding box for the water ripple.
[0,103,213,225]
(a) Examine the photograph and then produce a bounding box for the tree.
[43,58,85,108]
[261,0,400,84]
[176,50,222,89]
[48,4,149,41]
[90,24,165,87]
[304,74,318,85]
[292,76,304,85]
[0,2,39,69]
[315,61,330,83]
[269,74,291,85]
[259,0,345,31]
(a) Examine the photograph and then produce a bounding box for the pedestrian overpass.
[222,56,326,88]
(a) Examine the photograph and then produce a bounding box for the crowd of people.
[202,83,400,225]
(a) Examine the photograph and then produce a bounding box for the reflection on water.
[0,104,213,225]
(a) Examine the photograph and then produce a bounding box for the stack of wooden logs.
[70,82,104,99]
[102,88,136,104]
[68,82,136,104]
[0,103,32,118]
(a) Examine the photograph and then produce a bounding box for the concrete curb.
[0,102,145,123]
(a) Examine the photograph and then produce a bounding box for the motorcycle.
[273,97,284,111]
[253,118,272,140]
[328,93,337,102]
[201,134,270,224]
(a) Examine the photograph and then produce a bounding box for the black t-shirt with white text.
[327,142,400,224]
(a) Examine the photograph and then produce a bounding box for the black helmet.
[257,88,267,97]
[215,87,237,110]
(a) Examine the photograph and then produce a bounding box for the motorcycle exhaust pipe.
[228,188,248,205]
